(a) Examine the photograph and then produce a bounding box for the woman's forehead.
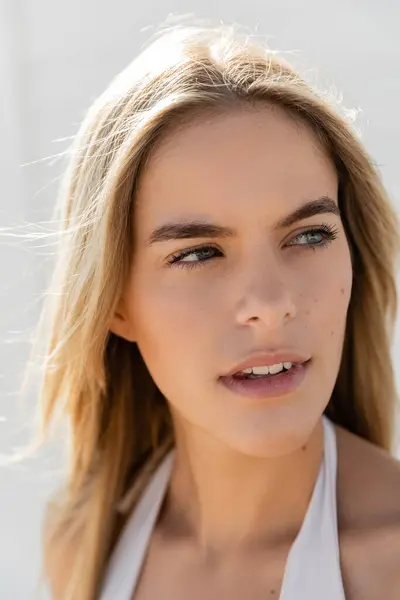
[135,107,338,228]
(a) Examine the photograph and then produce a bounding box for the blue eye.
[168,245,222,269]
[167,224,339,270]
[287,225,339,248]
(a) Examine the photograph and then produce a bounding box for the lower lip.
[219,361,310,399]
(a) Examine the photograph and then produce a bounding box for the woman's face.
[112,106,353,456]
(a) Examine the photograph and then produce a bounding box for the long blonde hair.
[30,24,399,600]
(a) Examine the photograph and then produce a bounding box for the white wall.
[1,1,399,597]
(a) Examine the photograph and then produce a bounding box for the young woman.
[36,24,400,600]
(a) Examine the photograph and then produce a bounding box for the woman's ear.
[109,298,136,342]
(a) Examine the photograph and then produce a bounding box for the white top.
[99,417,346,599]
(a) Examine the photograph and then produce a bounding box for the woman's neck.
[162,418,324,557]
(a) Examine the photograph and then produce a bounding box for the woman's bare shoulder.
[335,424,400,598]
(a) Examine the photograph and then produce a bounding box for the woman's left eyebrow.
[146,196,339,245]
[274,196,339,229]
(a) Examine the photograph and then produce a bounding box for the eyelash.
[166,223,340,270]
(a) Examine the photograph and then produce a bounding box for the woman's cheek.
[310,263,352,339]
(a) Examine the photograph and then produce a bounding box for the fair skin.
[47,106,400,598]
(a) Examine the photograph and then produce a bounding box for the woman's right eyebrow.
[146,222,237,245]
[146,196,339,245]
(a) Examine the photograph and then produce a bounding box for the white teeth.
[252,365,271,375]
[239,362,293,376]
[268,363,284,375]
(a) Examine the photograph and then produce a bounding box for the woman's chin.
[216,414,321,458]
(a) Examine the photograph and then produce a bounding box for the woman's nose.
[233,256,297,331]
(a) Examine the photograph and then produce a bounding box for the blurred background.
[0,1,399,598]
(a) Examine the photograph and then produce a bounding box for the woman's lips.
[222,352,311,378]
[219,360,311,399]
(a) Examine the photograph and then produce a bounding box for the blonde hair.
[30,24,399,600]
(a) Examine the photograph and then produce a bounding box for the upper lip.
[221,351,311,377]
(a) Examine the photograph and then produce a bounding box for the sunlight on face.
[117,106,352,456]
